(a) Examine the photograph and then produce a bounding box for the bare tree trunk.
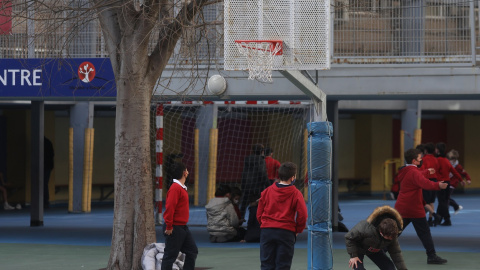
[95,1,211,269]
[108,71,156,269]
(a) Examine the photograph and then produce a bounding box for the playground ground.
[1,194,479,270]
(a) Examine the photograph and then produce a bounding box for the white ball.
[207,75,227,95]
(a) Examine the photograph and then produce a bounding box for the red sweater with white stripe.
[163,182,190,230]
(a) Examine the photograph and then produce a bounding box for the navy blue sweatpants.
[260,228,296,270]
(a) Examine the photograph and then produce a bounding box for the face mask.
[417,160,423,168]
[233,199,239,204]
[292,178,296,185]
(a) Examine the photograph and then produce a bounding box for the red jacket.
[421,154,439,179]
[163,182,190,230]
[437,157,462,186]
[394,165,441,218]
[265,156,281,180]
[257,183,307,233]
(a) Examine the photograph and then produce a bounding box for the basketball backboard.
[224,0,331,72]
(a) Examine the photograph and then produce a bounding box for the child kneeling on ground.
[205,184,245,242]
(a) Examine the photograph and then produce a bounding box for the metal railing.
[0,0,478,66]
[0,0,108,58]
[332,0,476,65]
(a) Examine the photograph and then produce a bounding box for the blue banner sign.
[0,58,116,99]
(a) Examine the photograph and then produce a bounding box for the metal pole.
[478,1,480,50]
[470,0,476,65]
[327,100,339,232]
[30,101,44,226]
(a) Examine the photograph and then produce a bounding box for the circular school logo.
[78,62,96,83]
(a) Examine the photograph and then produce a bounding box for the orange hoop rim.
[234,40,283,55]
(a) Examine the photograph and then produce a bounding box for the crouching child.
[345,205,407,270]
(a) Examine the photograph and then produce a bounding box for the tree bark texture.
[96,3,160,269]
[108,75,156,270]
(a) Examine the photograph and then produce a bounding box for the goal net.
[151,101,312,225]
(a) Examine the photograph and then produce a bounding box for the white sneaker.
[4,203,15,210]
[454,205,463,215]
[15,204,22,210]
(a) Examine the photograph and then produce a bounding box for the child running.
[446,149,472,215]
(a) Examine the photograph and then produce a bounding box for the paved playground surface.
[1,194,479,269]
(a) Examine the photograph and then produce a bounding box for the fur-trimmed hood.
[366,205,403,234]
[345,205,407,269]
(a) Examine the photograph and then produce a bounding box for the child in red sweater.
[447,149,472,215]
[435,143,463,226]
[257,161,308,270]
[264,147,281,185]
[394,148,448,265]
[162,162,197,270]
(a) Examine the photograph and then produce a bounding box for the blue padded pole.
[307,121,333,270]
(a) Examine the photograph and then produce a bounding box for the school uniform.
[257,182,307,270]
[162,180,198,270]
[394,165,440,258]
[436,157,463,224]
[448,160,470,213]
[450,161,471,188]
[421,154,439,204]
[265,156,281,185]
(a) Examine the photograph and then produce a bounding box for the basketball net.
[235,41,282,83]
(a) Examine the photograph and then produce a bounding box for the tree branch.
[94,0,123,75]
[147,0,210,81]
[95,0,161,78]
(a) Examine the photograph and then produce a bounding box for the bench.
[95,183,115,201]
[338,178,370,192]
[55,183,114,201]
[4,184,24,202]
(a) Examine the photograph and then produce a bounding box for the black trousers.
[437,183,451,222]
[239,187,262,218]
[260,228,296,270]
[353,251,395,270]
[162,225,198,270]
[448,187,460,210]
[422,178,438,204]
[402,217,436,257]
[239,189,253,219]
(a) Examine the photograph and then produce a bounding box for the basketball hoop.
[234,40,283,82]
